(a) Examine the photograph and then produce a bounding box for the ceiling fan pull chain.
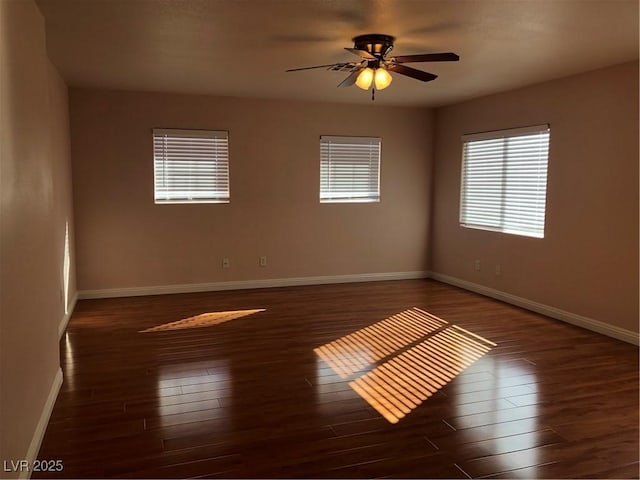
[372,87,375,101]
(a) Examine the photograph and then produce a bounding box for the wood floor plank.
[34,279,639,479]
[457,443,566,478]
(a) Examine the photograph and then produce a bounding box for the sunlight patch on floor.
[140,309,265,333]
[314,307,447,378]
[315,308,496,423]
[350,325,496,423]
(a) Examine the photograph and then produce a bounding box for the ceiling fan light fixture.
[374,68,392,90]
[355,68,374,90]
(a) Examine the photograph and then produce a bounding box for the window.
[153,129,229,203]
[320,136,381,203]
[460,124,550,238]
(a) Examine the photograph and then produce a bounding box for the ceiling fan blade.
[390,52,459,63]
[387,63,437,82]
[344,47,377,60]
[337,68,362,87]
[328,62,362,72]
[286,63,344,72]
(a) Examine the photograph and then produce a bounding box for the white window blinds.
[320,136,381,203]
[153,129,229,204]
[460,125,550,238]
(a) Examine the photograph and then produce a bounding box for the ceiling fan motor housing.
[352,34,395,58]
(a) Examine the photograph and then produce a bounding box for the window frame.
[153,128,230,204]
[319,135,381,203]
[459,124,550,239]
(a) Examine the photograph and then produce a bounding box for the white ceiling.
[36,0,639,107]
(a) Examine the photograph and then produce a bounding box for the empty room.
[1,0,638,478]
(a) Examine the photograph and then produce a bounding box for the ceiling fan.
[286,34,459,100]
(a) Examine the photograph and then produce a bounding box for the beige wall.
[0,0,76,471]
[70,89,434,291]
[431,61,639,333]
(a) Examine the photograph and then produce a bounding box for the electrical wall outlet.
[495,264,502,276]
[474,259,481,271]
[222,257,230,268]
[259,256,267,267]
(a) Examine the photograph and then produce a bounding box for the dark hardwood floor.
[35,279,639,479]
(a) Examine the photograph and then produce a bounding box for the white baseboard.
[429,271,639,346]
[20,368,63,479]
[58,292,78,339]
[78,271,429,300]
